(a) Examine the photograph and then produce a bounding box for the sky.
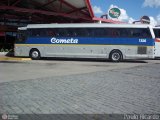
[90,0,160,25]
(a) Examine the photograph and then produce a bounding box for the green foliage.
[0,48,13,52]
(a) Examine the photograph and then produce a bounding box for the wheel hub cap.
[32,51,39,58]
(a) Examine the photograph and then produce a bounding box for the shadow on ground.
[41,57,148,63]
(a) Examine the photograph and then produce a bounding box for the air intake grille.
[137,46,147,54]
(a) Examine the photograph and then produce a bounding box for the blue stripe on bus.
[24,37,155,46]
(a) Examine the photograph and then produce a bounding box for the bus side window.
[39,29,47,37]
[56,28,67,37]
[73,30,77,37]
[130,28,151,38]
[47,29,56,37]
[66,28,77,37]
[128,29,133,38]
[94,28,106,37]
[158,30,160,38]
[111,28,120,37]
[142,29,151,38]
[76,28,86,37]
[79,28,92,37]
[153,29,160,38]
[120,29,128,38]
[132,29,139,38]
[154,30,158,37]
[86,28,93,37]
[66,29,71,37]
[17,30,26,43]
[31,29,40,37]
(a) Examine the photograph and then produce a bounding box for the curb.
[0,56,31,61]
[0,52,8,56]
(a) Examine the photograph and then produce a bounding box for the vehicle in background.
[14,23,155,62]
[153,27,160,58]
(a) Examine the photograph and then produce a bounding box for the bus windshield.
[154,29,160,38]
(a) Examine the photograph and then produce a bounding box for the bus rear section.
[153,27,160,58]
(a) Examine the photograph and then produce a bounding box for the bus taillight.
[155,38,160,42]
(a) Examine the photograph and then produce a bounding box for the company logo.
[109,8,121,18]
[1,114,18,120]
[2,114,8,120]
[51,37,78,44]
[139,39,146,43]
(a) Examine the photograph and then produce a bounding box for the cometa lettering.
[51,37,78,44]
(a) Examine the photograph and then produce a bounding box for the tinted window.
[93,28,109,37]
[108,28,120,37]
[46,29,56,36]
[29,29,47,37]
[119,28,130,37]
[28,27,152,38]
[16,30,27,43]
[93,28,151,38]
[54,29,67,37]
[58,28,93,37]
[154,29,160,38]
[65,28,77,37]
[75,28,88,37]
[128,28,152,38]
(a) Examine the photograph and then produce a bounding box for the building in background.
[0,0,121,50]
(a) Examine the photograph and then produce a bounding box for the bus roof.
[153,27,160,29]
[18,23,153,30]
[18,27,27,30]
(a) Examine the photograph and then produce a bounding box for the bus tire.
[109,50,123,62]
[29,49,41,60]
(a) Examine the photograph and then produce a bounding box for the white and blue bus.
[14,23,155,62]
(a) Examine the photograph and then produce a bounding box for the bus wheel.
[109,50,123,62]
[29,49,41,60]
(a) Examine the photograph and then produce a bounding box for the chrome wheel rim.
[112,53,120,61]
[32,51,39,58]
